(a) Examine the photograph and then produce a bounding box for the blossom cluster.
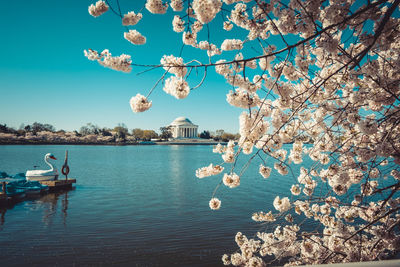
[209,197,221,210]
[197,41,221,57]
[238,111,269,154]
[170,0,183,12]
[196,164,224,178]
[129,93,152,113]
[145,0,168,14]
[124,30,146,45]
[160,55,187,77]
[88,1,108,17]
[258,164,271,179]
[220,39,243,51]
[163,76,190,99]
[273,196,290,212]
[172,16,185,32]
[226,88,259,109]
[220,140,236,163]
[223,173,240,188]
[192,0,222,24]
[122,11,142,26]
[84,49,132,73]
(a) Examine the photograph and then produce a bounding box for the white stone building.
[169,117,198,139]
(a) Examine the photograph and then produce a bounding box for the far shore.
[0,139,227,146]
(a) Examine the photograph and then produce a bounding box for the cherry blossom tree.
[85,0,400,266]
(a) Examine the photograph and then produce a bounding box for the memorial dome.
[168,117,198,139]
[170,117,195,126]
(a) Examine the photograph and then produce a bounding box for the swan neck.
[45,156,54,171]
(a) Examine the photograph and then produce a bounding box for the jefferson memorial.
[169,117,198,139]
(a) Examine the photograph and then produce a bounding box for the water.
[0,145,299,266]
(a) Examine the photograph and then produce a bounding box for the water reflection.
[61,191,69,226]
[35,189,73,226]
[0,188,73,228]
[168,145,186,207]
[0,207,5,226]
[0,145,281,266]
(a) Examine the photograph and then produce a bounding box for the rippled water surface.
[0,145,302,266]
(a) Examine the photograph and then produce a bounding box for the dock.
[39,179,76,191]
[0,178,76,206]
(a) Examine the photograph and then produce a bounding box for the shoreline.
[0,140,226,146]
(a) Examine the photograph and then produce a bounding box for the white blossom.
[213,143,225,154]
[172,15,185,32]
[129,94,152,112]
[230,3,249,29]
[274,163,288,175]
[182,31,197,46]
[84,49,99,61]
[221,39,243,51]
[222,150,235,163]
[223,21,233,31]
[196,164,224,178]
[124,30,146,45]
[209,197,221,210]
[215,60,232,76]
[191,21,203,33]
[223,173,240,188]
[161,55,187,77]
[252,211,275,222]
[145,0,168,14]
[84,49,132,73]
[259,165,271,179]
[192,0,222,24]
[273,196,290,212]
[222,254,231,265]
[226,89,260,108]
[88,1,108,17]
[163,76,190,99]
[290,185,301,195]
[122,11,142,26]
[170,0,183,11]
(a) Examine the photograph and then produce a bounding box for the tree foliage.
[160,126,173,139]
[132,128,144,140]
[132,128,159,140]
[199,130,211,139]
[80,123,100,135]
[86,0,400,265]
[0,124,15,134]
[142,129,158,140]
[113,123,129,140]
[31,122,55,133]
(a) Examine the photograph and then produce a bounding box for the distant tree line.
[199,130,240,142]
[0,122,242,144]
[0,122,160,144]
[0,122,56,135]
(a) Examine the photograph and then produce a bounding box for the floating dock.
[39,179,76,191]
[0,178,76,206]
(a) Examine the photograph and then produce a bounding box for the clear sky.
[0,0,245,134]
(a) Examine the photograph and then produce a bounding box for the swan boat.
[26,153,59,181]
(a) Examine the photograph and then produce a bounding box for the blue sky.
[0,0,243,134]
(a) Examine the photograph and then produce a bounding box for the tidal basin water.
[0,145,300,266]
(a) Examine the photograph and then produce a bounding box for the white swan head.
[45,153,57,160]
